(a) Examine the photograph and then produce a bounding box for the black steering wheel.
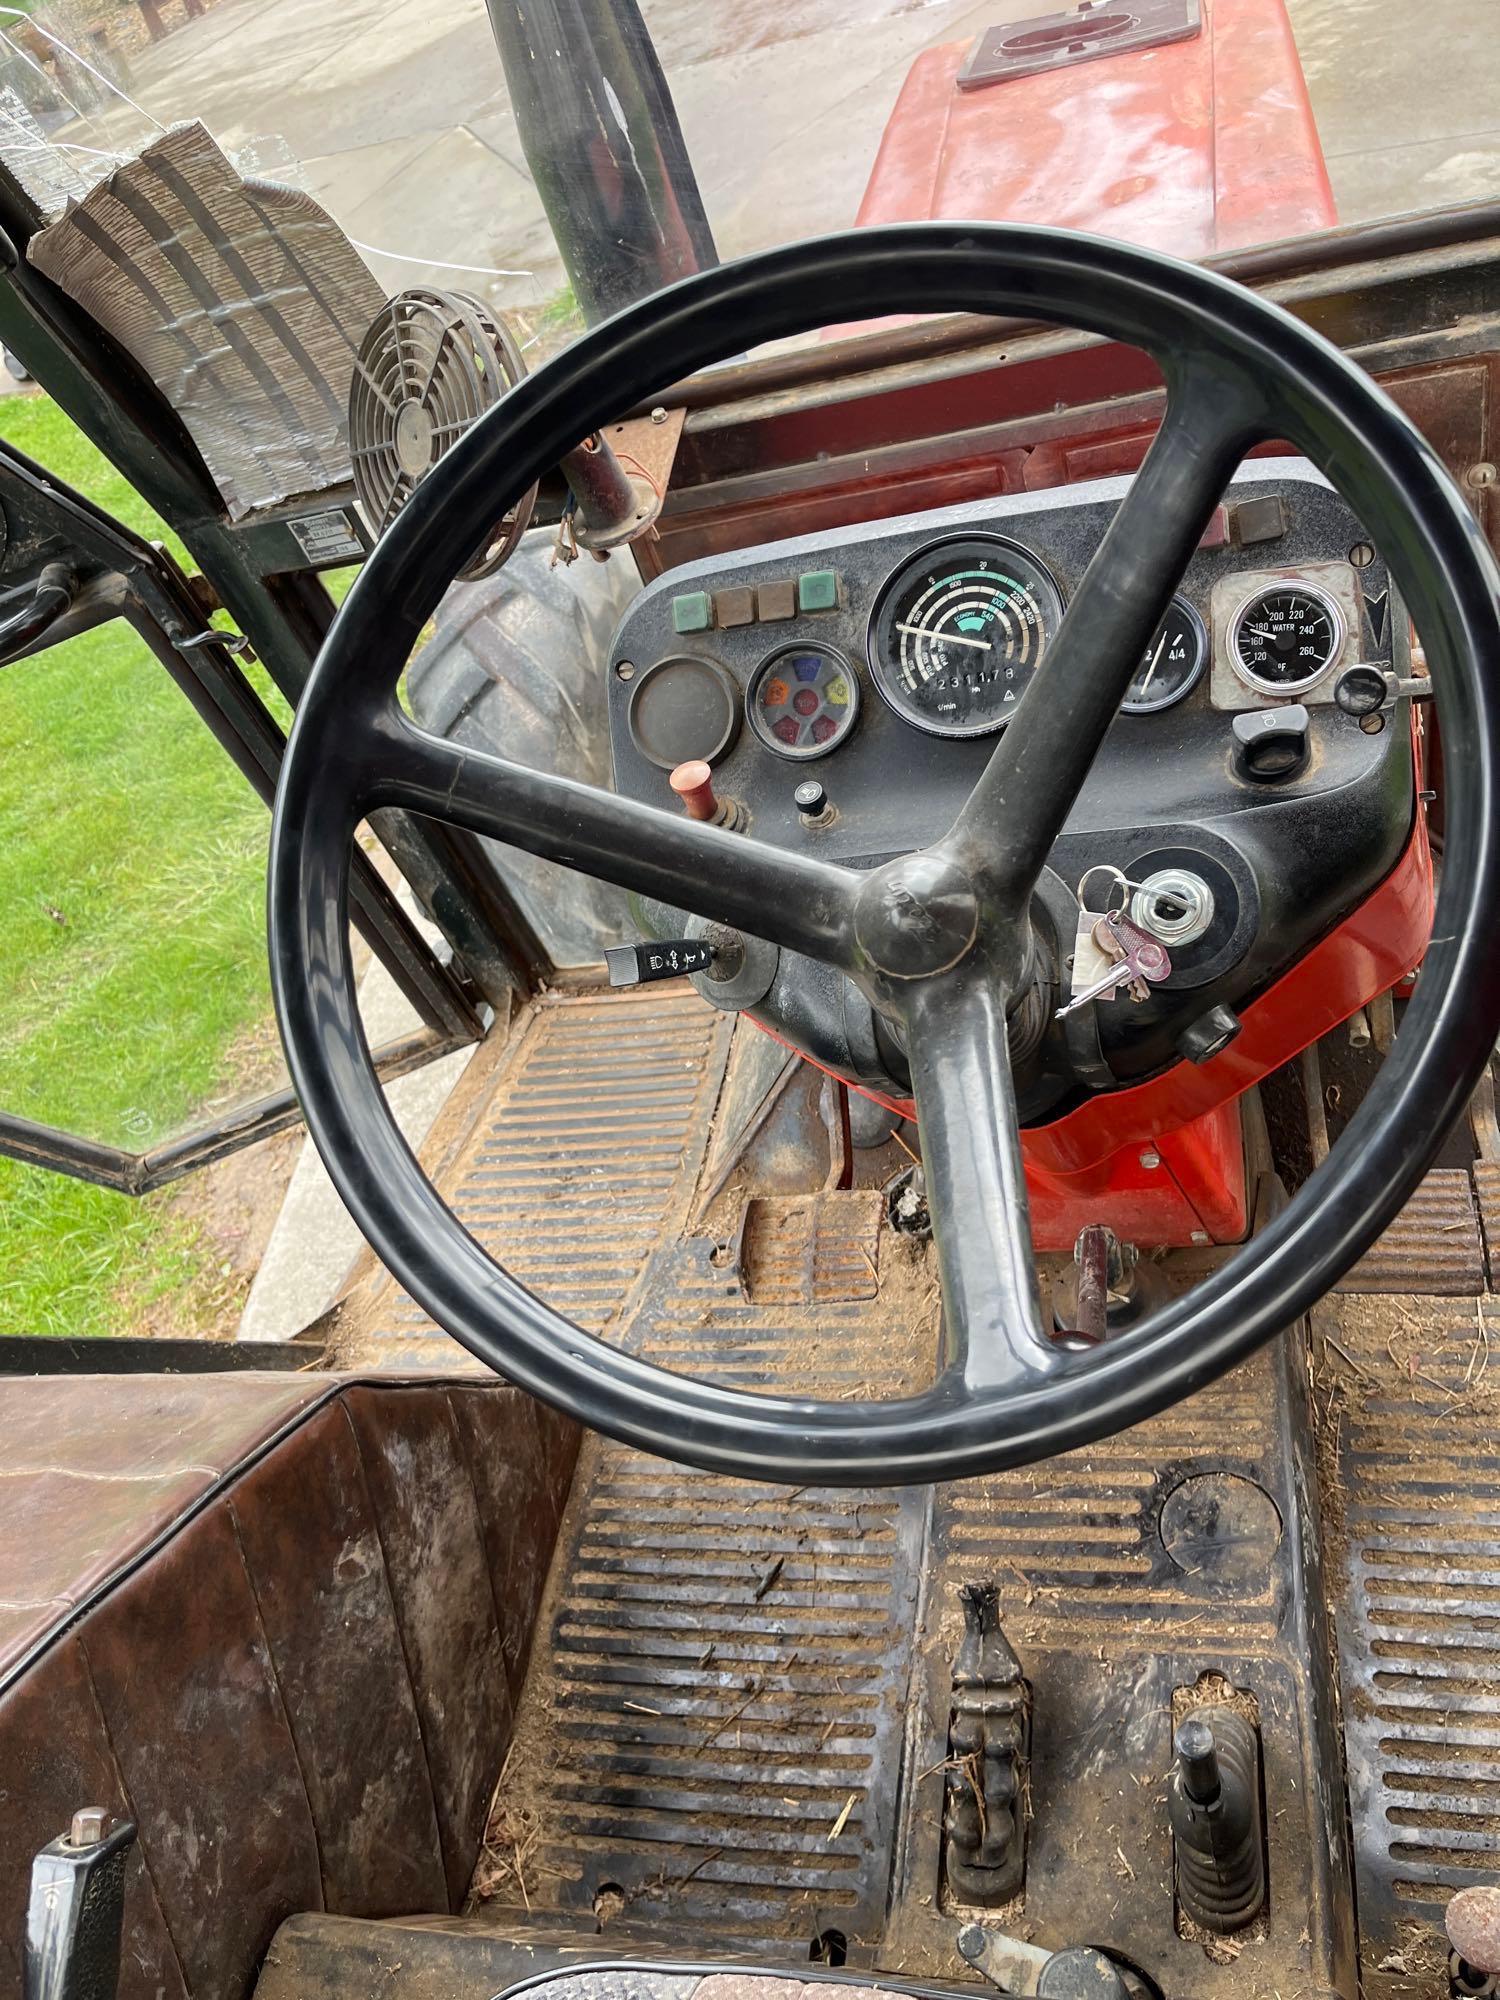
[269,224,1500,1486]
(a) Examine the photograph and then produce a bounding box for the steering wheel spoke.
[363,708,865,972]
[903,976,1061,1398]
[948,364,1264,908]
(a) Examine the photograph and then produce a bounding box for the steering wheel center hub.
[854,850,980,980]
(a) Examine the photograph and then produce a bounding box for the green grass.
[0,394,284,1337]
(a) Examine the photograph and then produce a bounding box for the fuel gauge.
[1121,596,1207,714]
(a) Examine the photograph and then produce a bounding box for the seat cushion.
[0,1372,579,2000]
[1,1374,337,1672]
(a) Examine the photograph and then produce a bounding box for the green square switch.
[671,590,712,634]
[797,569,839,613]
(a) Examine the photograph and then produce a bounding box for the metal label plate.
[958,0,1201,90]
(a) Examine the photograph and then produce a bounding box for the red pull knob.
[670,760,718,821]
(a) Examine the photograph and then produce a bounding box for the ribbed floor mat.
[1473,1160,1500,1287]
[1315,1292,1500,2000]
[487,1444,924,1957]
[1336,1168,1486,1295]
[341,987,732,1364]
[477,1221,937,1962]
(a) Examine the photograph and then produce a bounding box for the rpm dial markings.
[869,536,1065,738]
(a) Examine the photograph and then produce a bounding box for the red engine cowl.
[855,0,1336,260]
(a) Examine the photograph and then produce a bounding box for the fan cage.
[348,286,537,580]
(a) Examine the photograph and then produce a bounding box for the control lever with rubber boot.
[1169,1713,1266,1933]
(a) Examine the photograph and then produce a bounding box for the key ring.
[1076,863,1149,915]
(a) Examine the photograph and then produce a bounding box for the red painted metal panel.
[855,0,1336,257]
[1026,1098,1246,1249]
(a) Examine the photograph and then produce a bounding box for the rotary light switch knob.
[669,760,718,821]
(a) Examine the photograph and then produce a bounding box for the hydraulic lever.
[25,1809,137,2000]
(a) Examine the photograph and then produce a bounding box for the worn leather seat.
[0,1372,579,2000]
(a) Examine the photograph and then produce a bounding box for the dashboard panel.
[605,458,1415,1099]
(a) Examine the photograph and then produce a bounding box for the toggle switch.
[1334,663,1433,716]
[605,939,715,987]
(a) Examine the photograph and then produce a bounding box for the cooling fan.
[348,288,538,581]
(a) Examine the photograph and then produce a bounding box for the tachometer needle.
[897,621,991,653]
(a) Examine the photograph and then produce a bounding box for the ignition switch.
[1131,867,1215,947]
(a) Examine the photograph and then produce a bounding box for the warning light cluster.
[748,646,859,761]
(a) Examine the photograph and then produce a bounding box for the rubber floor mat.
[476,1221,938,1963]
[341,986,732,1365]
[1315,1292,1500,2000]
[1336,1168,1486,1295]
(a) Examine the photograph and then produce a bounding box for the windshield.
[0,0,1491,372]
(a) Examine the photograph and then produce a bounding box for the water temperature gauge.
[1229,581,1344,694]
[1121,596,1208,714]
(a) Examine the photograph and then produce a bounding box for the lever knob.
[1169,1707,1266,1933]
[604,939,714,988]
[1174,1717,1222,1803]
[669,760,718,821]
[26,1811,137,2000]
[1037,1949,1132,2000]
[1448,1886,1500,1977]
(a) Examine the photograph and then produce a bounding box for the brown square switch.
[756,579,796,622]
[715,585,756,627]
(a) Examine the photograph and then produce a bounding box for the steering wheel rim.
[270,223,1500,1485]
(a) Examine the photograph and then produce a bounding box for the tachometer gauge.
[868,535,1064,738]
[1122,596,1207,714]
[1229,581,1344,694]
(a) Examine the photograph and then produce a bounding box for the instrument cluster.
[604,459,1415,1099]
[606,459,1408,875]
